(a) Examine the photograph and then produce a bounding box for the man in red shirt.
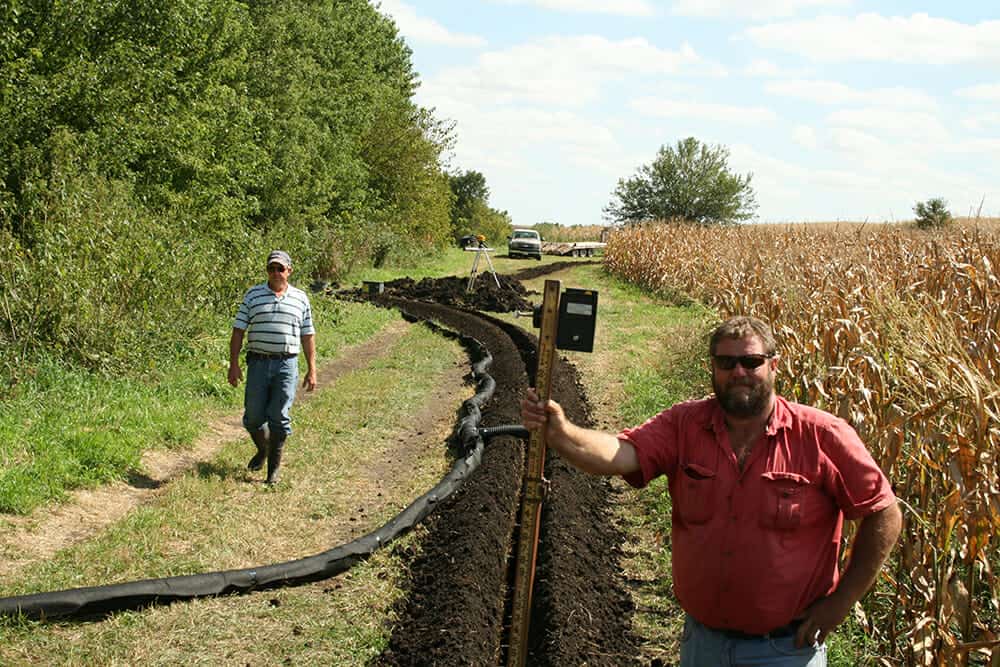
[521,316,901,665]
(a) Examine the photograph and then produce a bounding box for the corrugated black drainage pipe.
[478,424,530,440]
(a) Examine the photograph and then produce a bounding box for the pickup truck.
[507,229,542,260]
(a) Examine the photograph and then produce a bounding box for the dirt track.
[370,262,639,666]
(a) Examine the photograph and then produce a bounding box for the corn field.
[606,222,1000,666]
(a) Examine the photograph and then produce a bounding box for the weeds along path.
[375,293,637,666]
[0,319,413,580]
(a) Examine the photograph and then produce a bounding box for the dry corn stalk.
[606,222,1000,665]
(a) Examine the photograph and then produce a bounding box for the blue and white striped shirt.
[233,283,315,355]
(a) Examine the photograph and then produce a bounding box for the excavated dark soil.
[369,262,639,666]
[343,275,533,313]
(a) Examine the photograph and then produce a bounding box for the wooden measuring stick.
[506,279,561,667]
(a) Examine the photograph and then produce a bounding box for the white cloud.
[813,127,917,181]
[420,36,721,107]
[765,79,937,109]
[429,101,630,225]
[792,125,818,149]
[961,112,1000,132]
[729,138,998,223]
[956,83,1000,101]
[746,59,782,77]
[427,96,625,175]
[948,137,1000,157]
[387,3,1000,224]
[745,119,995,218]
[827,108,950,143]
[822,124,944,186]
[375,0,487,47]
[829,127,889,157]
[728,143,895,221]
[629,97,778,124]
[746,13,1000,64]
[744,59,811,78]
[672,0,853,20]
[494,0,657,16]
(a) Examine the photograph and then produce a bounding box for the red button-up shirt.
[619,395,895,634]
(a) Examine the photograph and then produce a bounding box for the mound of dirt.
[349,275,534,313]
[510,259,602,282]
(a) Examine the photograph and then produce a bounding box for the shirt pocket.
[676,462,717,525]
[758,471,813,531]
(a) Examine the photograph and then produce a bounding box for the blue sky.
[373,1,1000,226]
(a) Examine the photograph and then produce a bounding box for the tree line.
[0,0,765,385]
[0,0,507,382]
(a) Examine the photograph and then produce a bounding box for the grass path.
[0,319,413,580]
[0,317,471,665]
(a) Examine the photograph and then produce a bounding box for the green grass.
[0,321,464,664]
[0,239,585,517]
[1,322,457,593]
[0,297,395,515]
[0,543,419,666]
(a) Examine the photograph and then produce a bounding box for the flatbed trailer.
[540,241,606,257]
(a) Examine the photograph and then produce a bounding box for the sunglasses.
[712,354,773,370]
[266,264,287,273]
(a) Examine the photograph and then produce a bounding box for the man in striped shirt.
[228,250,317,484]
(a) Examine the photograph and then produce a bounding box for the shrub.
[913,197,953,229]
[604,137,758,225]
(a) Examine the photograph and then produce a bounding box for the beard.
[713,374,773,418]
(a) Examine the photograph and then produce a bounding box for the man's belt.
[711,618,802,640]
[247,351,298,360]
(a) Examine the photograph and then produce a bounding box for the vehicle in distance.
[540,241,606,257]
[507,229,542,260]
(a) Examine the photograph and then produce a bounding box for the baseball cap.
[267,250,292,268]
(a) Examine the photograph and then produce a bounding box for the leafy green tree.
[242,0,453,269]
[445,170,512,246]
[0,0,458,376]
[448,170,489,235]
[913,197,953,229]
[470,201,513,247]
[604,137,757,225]
[0,0,259,244]
[362,103,454,264]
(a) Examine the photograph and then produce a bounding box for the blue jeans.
[243,356,299,437]
[680,615,826,667]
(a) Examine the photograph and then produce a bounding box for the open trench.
[373,294,640,666]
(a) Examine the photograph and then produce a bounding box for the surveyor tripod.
[466,239,501,291]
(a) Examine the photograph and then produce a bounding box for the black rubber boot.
[247,428,269,471]
[265,433,286,484]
